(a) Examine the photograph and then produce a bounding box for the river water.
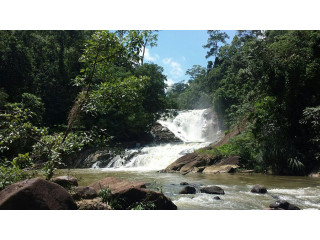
[57,168,320,210]
[58,109,320,210]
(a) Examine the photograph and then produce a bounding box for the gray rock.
[0,178,77,210]
[81,150,116,168]
[251,184,267,194]
[72,186,98,200]
[52,176,78,189]
[200,186,225,195]
[150,122,181,143]
[179,186,196,194]
[269,200,300,210]
[89,177,177,210]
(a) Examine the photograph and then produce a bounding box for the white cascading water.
[158,109,220,142]
[97,109,222,171]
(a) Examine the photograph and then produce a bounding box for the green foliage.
[166,65,211,109]
[198,130,264,171]
[0,97,47,162]
[32,130,103,180]
[300,106,320,163]
[130,196,156,210]
[0,89,8,108]
[204,30,320,175]
[98,186,123,210]
[203,30,229,58]
[12,153,33,169]
[20,93,45,125]
[0,30,92,126]
[134,63,167,113]
[0,160,30,190]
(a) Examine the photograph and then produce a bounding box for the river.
[58,109,320,210]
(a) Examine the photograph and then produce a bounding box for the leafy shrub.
[130,198,156,210]
[12,153,33,169]
[98,186,123,210]
[0,160,30,190]
[0,100,47,163]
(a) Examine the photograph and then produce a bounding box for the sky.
[143,30,237,86]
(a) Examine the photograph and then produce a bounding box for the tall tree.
[203,30,229,58]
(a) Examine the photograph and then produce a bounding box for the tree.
[115,30,159,65]
[134,63,166,113]
[203,30,229,58]
[140,30,159,65]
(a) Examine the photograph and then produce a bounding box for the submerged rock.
[251,184,267,194]
[200,186,225,195]
[52,176,78,189]
[214,196,221,200]
[179,186,196,194]
[89,177,177,210]
[269,200,300,210]
[0,178,77,210]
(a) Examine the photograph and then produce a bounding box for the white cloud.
[140,47,158,62]
[170,61,183,78]
[162,58,172,65]
[165,78,174,87]
[144,48,155,61]
[162,58,184,79]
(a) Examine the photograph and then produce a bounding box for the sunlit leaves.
[82,76,148,115]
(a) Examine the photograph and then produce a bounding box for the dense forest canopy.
[0,30,320,189]
[167,30,320,175]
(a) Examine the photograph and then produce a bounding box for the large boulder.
[202,156,240,174]
[179,186,196,194]
[72,186,98,201]
[0,178,77,210]
[251,184,267,194]
[162,152,218,173]
[162,151,240,175]
[269,200,300,210]
[150,122,181,143]
[89,177,146,191]
[52,176,78,189]
[200,186,225,195]
[89,177,177,210]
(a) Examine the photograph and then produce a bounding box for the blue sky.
[143,30,237,86]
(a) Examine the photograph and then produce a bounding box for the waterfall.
[158,109,221,142]
[97,108,222,171]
